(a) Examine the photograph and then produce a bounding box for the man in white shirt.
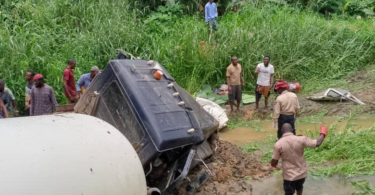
[254,56,274,109]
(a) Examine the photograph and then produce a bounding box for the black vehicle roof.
[107,59,204,151]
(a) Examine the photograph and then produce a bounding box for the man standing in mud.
[271,123,327,195]
[226,56,245,113]
[274,81,300,139]
[255,56,274,110]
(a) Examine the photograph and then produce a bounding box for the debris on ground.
[307,88,365,105]
[175,134,272,195]
[196,97,229,130]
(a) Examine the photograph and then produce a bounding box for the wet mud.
[220,116,375,145]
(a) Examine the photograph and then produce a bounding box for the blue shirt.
[76,73,92,92]
[205,2,218,22]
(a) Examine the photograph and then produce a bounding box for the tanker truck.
[0,114,149,195]
[29,51,218,194]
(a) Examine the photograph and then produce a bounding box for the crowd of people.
[0,59,100,118]
[225,54,328,195]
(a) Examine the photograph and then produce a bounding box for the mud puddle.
[249,174,375,195]
[220,116,375,145]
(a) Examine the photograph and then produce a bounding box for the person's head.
[263,56,270,66]
[274,81,288,94]
[67,59,76,69]
[281,123,294,134]
[34,74,45,88]
[25,71,36,82]
[209,0,214,3]
[90,66,100,79]
[231,56,238,66]
[0,80,4,92]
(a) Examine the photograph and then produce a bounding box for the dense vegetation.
[1,0,375,109]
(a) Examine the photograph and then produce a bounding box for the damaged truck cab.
[75,53,219,194]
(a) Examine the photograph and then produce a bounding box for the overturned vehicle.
[75,52,219,194]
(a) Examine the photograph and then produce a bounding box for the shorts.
[228,85,242,101]
[255,84,270,100]
[284,178,305,195]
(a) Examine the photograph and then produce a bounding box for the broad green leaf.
[214,99,226,105]
[202,85,212,92]
[242,94,256,104]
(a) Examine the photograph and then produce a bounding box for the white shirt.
[256,63,274,86]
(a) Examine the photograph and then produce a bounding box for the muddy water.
[220,116,375,194]
[249,174,375,195]
[220,116,375,145]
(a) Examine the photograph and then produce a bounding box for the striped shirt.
[30,84,58,116]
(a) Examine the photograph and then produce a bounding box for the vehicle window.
[95,81,144,149]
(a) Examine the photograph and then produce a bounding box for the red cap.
[274,81,288,90]
[34,74,43,80]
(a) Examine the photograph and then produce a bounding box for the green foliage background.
[1,0,375,110]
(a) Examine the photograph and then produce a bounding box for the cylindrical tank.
[287,81,301,92]
[0,113,147,195]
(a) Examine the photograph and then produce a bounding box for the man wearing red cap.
[274,81,300,139]
[30,74,58,116]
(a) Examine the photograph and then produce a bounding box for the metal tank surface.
[0,113,147,195]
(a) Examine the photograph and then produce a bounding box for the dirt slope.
[176,134,272,195]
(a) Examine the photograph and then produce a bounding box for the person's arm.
[25,87,30,110]
[270,66,274,86]
[316,134,325,147]
[316,125,327,147]
[50,88,58,112]
[240,72,245,87]
[254,64,260,74]
[270,73,274,87]
[76,75,84,95]
[6,88,18,115]
[226,76,231,91]
[214,4,218,18]
[205,5,208,22]
[0,99,9,118]
[295,97,300,119]
[303,125,327,148]
[270,144,281,169]
[273,98,281,123]
[30,89,34,116]
[63,70,73,101]
[226,67,231,91]
[12,99,18,116]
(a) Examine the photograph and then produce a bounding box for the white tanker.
[0,114,148,195]
[0,52,218,195]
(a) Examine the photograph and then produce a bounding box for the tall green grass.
[304,124,375,177]
[256,123,375,177]
[1,1,375,109]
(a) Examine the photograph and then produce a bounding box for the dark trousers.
[278,114,296,139]
[284,178,305,195]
